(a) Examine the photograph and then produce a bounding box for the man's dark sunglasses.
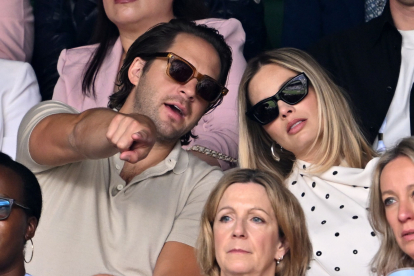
[140,52,228,103]
[0,197,30,220]
[246,73,309,125]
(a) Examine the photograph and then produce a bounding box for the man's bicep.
[153,241,202,276]
[17,101,81,169]
[29,112,82,165]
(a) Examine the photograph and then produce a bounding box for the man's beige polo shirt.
[17,101,223,276]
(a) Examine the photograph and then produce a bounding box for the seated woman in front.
[197,168,312,276]
[238,48,379,275]
[369,137,414,275]
[0,152,42,276]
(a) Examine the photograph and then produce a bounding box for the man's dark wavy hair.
[108,19,232,145]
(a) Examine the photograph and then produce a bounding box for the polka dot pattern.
[286,158,380,275]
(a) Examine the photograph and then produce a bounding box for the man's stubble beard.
[132,75,197,145]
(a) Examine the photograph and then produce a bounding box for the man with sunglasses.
[16,19,232,276]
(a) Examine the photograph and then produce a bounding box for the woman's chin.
[221,262,254,276]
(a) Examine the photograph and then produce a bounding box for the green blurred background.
[264,0,284,49]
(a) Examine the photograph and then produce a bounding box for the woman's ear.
[275,238,289,261]
[24,217,38,240]
[128,57,146,86]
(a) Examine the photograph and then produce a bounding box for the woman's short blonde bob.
[196,168,312,276]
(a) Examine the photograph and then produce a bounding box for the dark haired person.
[51,0,246,170]
[17,19,232,276]
[0,152,42,276]
[310,0,414,153]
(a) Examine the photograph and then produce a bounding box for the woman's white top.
[287,158,380,276]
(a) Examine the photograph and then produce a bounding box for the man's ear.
[128,57,146,86]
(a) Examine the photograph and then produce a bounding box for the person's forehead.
[0,166,24,201]
[166,33,221,79]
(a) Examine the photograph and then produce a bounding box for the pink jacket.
[52,18,246,170]
[0,0,34,62]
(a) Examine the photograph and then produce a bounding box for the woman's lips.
[114,0,137,4]
[287,119,307,134]
[228,249,250,254]
[402,229,414,242]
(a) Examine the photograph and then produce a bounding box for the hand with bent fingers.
[106,113,156,163]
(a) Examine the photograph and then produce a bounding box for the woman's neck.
[220,265,276,276]
[0,261,26,276]
[118,14,175,53]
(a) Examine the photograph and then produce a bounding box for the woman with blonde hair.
[369,137,414,275]
[238,48,379,275]
[197,168,312,276]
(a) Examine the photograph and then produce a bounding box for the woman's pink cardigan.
[52,18,246,170]
[0,0,34,62]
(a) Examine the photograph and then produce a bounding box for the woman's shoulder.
[195,18,245,39]
[57,38,122,75]
[59,43,100,65]
[0,59,33,74]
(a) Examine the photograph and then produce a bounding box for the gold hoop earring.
[271,142,281,162]
[24,238,34,263]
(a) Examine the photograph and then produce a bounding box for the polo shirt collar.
[112,141,189,187]
[164,141,189,174]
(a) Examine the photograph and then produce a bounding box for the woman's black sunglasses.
[140,52,228,104]
[246,73,309,125]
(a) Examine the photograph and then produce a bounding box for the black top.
[309,2,413,143]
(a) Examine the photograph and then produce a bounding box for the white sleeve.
[0,61,40,159]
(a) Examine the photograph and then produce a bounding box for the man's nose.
[179,78,198,101]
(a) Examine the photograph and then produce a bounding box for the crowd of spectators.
[1,0,414,275]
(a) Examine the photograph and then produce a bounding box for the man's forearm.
[30,108,155,166]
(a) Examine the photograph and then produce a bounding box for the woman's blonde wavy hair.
[369,137,414,275]
[196,168,312,276]
[238,48,375,177]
